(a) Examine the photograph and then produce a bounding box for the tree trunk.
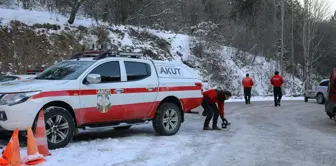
[273,0,277,70]
[303,0,308,90]
[68,0,82,25]
[280,0,284,74]
[21,0,30,9]
[291,4,295,93]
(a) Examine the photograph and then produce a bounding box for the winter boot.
[212,124,221,130]
[203,126,212,130]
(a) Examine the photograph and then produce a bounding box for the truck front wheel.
[43,106,75,150]
[152,103,182,136]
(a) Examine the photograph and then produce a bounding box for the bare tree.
[280,0,284,74]
[68,0,85,24]
[299,0,330,89]
[291,1,295,92]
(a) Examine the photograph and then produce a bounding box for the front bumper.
[0,101,41,131]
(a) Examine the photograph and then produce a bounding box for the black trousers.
[244,87,252,104]
[201,96,219,127]
[273,87,282,105]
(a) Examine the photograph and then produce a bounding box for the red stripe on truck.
[31,85,201,99]
[74,97,203,125]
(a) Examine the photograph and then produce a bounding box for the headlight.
[0,91,41,106]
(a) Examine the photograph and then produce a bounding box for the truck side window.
[124,61,151,81]
[89,61,121,83]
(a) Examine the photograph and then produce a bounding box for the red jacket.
[202,89,225,117]
[271,75,284,87]
[242,77,254,88]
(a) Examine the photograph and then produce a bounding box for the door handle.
[147,87,154,91]
[146,85,157,91]
[114,89,124,94]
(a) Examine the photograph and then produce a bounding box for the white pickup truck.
[0,50,203,149]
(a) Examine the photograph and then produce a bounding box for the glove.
[221,116,230,128]
[222,117,227,123]
[202,109,208,116]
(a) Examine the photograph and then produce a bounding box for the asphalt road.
[177,100,336,166]
[1,100,336,166]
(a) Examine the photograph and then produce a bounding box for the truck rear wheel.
[152,103,182,136]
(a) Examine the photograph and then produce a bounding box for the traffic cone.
[0,157,8,165]
[9,130,22,166]
[25,127,45,165]
[35,110,51,156]
[1,128,22,166]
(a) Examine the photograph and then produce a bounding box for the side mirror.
[86,74,101,84]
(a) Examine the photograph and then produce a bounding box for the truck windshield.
[35,61,95,80]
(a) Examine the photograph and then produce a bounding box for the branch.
[124,0,158,24]
[138,8,172,19]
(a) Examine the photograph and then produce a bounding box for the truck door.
[79,60,126,124]
[120,60,159,120]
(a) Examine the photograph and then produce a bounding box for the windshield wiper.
[35,77,59,80]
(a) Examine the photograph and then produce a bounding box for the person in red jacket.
[242,73,254,104]
[270,71,284,107]
[201,88,232,130]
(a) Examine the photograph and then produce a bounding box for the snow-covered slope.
[0,7,304,96]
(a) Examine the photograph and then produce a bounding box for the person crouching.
[201,88,232,130]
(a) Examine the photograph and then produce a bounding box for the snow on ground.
[2,100,335,166]
[0,8,106,28]
[205,46,304,96]
[148,29,191,61]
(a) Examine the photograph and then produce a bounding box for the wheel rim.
[45,114,69,144]
[317,94,323,103]
[162,109,179,132]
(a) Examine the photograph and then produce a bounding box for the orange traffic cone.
[25,127,45,165]
[1,128,22,166]
[35,110,51,156]
[0,157,8,165]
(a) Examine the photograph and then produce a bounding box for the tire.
[152,103,182,136]
[304,94,308,102]
[326,111,334,119]
[316,93,325,104]
[43,106,76,150]
[114,126,132,131]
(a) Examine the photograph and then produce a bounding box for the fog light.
[0,111,7,121]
